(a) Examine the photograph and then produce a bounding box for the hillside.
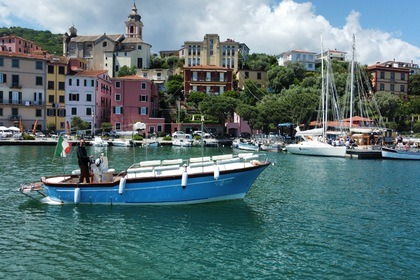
[0,26,63,55]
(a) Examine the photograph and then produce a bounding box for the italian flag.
[55,135,72,157]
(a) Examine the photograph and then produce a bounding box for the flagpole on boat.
[201,115,204,160]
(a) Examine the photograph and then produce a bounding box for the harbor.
[2,145,419,279]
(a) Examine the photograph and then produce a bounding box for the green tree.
[374,92,401,121]
[236,102,264,130]
[0,27,62,55]
[71,116,90,131]
[199,95,238,125]
[46,122,56,132]
[101,122,112,133]
[243,53,278,71]
[267,63,306,93]
[186,91,207,108]
[409,74,420,95]
[240,80,267,106]
[164,56,181,71]
[117,65,136,77]
[150,55,165,68]
[166,74,184,98]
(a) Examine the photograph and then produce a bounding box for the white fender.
[74,187,81,204]
[181,165,188,188]
[118,177,126,195]
[214,164,220,180]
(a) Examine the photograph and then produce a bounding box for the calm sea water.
[0,145,419,279]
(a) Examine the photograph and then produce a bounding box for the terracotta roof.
[70,34,123,43]
[309,120,352,128]
[185,65,231,71]
[48,56,69,64]
[0,51,48,60]
[342,116,374,122]
[122,37,144,44]
[114,75,149,80]
[74,70,108,77]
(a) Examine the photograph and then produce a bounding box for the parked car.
[102,130,120,138]
[13,133,23,140]
[193,131,212,138]
[172,131,186,138]
[0,130,12,138]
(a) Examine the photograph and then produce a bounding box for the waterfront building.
[0,51,47,131]
[65,70,112,134]
[63,3,151,78]
[111,75,164,135]
[45,56,69,132]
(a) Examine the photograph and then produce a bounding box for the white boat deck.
[126,153,263,179]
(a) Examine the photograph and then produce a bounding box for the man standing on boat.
[77,139,92,183]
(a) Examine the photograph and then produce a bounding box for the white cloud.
[1,0,419,65]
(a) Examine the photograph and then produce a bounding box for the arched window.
[102,42,107,47]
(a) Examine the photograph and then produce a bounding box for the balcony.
[9,115,21,121]
[0,99,45,106]
[10,83,22,89]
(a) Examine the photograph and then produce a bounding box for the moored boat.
[172,133,193,147]
[381,146,420,160]
[287,139,346,157]
[19,152,271,205]
[90,136,109,147]
[109,139,133,147]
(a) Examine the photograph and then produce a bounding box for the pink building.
[111,75,164,135]
[0,35,43,54]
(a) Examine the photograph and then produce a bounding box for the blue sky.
[292,0,420,47]
[0,0,419,65]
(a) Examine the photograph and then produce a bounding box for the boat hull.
[287,141,346,157]
[41,163,270,205]
[381,147,420,160]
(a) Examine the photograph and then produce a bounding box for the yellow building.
[182,34,249,73]
[367,61,410,97]
[0,52,47,131]
[236,69,268,90]
[45,56,69,132]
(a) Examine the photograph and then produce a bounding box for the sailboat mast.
[325,51,330,139]
[320,37,326,139]
[349,34,355,130]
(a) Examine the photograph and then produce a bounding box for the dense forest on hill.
[0,27,63,55]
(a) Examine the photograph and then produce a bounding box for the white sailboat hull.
[287,140,346,157]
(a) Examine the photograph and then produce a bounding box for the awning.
[278,123,294,127]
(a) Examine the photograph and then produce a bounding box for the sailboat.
[342,35,388,158]
[287,40,347,157]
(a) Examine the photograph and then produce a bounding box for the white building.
[63,3,151,78]
[65,70,112,134]
[278,50,316,71]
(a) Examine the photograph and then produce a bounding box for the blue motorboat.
[20,153,271,205]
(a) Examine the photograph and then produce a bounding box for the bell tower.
[125,2,143,39]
